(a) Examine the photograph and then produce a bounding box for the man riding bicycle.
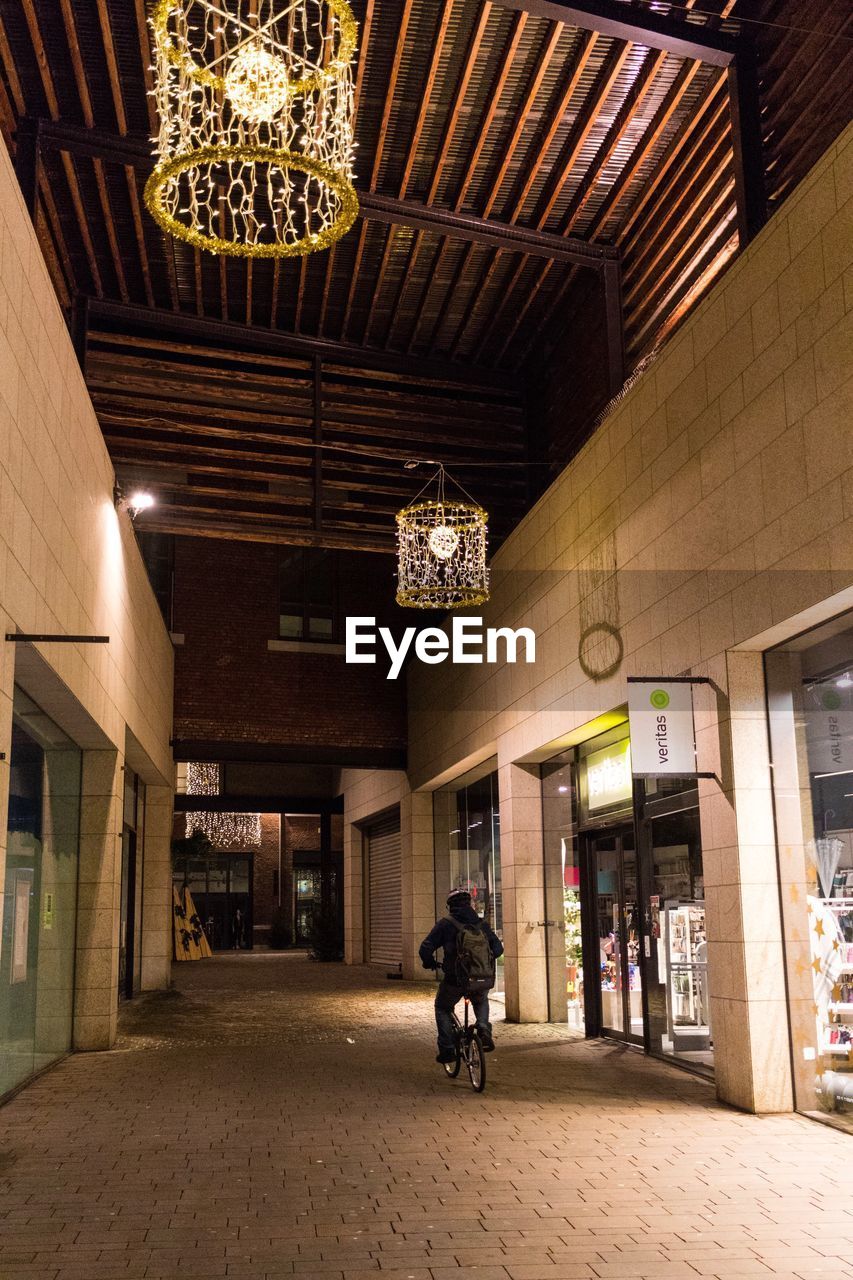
[419,889,504,1064]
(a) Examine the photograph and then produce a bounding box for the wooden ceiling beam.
[360,191,614,266]
[487,0,738,65]
[133,514,393,553]
[584,58,703,240]
[85,299,518,391]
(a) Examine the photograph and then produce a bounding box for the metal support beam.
[603,259,625,398]
[728,40,767,247]
[31,122,617,273]
[6,633,110,643]
[14,117,41,219]
[488,0,738,66]
[359,191,617,269]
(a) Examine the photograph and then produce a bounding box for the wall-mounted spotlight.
[114,484,155,520]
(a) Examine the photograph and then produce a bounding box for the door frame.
[580,819,644,1046]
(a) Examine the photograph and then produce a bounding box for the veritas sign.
[627,678,698,775]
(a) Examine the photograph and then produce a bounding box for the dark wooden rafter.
[447,25,597,356]
[400,10,530,350]
[86,298,519,391]
[316,0,375,337]
[365,1,491,346]
[487,0,738,65]
[484,39,671,365]
[342,0,414,339]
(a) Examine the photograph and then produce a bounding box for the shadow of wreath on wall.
[578,621,624,682]
[577,530,624,682]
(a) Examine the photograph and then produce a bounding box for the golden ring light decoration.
[396,466,490,610]
[145,0,358,258]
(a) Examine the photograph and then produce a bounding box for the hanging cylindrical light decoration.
[396,465,489,609]
[145,0,359,258]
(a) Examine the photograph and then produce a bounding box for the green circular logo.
[650,689,670,710]
[822,689,842,711]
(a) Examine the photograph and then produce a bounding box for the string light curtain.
[184,761,261,848]
[396,465,489,609]
[145,0,358,258]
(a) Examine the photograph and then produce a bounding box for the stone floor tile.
[0,956,850,1280]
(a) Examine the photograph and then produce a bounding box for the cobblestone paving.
[1,953,851,1280]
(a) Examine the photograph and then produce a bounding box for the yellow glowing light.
[428,525,459,561]
[225,41,290,123]
[145,0,358,258]
[396,470,489,610]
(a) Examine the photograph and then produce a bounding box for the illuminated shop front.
[766,610,853,1132]
[541,719,713,1075]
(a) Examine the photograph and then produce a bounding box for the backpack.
[449,917,495,993]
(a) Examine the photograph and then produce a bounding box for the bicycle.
[436,966,487,1092]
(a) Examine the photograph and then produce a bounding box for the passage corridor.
[0,954,851,1280]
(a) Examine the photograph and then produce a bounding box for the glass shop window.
[1,688,81,1097]
[279,549,338,641]
[766,610,853,1133]
[433,764,503,994]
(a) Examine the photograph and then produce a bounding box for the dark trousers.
[435,979,491,1052]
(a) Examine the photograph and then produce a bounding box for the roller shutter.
[367,812,402,967]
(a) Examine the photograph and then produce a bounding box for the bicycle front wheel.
[467,1034,486,1092]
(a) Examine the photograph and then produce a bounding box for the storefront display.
[766,612,853,1130]
[540,724,713,1075]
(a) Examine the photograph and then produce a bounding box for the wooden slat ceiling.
[0,0,849,548]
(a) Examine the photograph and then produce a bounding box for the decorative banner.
[627,679,698,775]
[804,681,853,776]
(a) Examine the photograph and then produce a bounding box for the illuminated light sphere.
[225,42,290,124]
[396,469,489,610]
[428,524,459,561]
[145,0,358,258]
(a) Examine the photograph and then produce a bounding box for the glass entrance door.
[589,827,643,1044]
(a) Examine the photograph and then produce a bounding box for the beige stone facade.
[342,123,853,1113]
[0,133,174,1072]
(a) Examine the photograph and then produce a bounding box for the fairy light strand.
[145,0,358,258]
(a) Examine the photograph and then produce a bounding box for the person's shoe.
[436,1049,457,1064]
[477,1028,495,1052]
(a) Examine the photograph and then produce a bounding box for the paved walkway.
[0,953,851,1280]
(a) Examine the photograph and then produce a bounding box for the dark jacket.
[419,903,504,982]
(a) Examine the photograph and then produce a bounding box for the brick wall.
[172,538,406,756]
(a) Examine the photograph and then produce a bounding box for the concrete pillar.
[697,650,793,1113]
[400,790,435,982]
[497,759,547,1023]
[343,819,365,964]
[73,749,123,1051]
[140,783,173,991]
[0,607,15,916]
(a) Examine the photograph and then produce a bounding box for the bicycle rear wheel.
[467,1034,486,1092]
[443,1049,461,1078]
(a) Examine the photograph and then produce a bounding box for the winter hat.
[447,889,472,909]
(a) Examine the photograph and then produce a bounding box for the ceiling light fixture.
[396,464,489,610]
[145,0,358,258]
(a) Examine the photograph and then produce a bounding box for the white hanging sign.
[627,679,698,775]
[804,682,853,775]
